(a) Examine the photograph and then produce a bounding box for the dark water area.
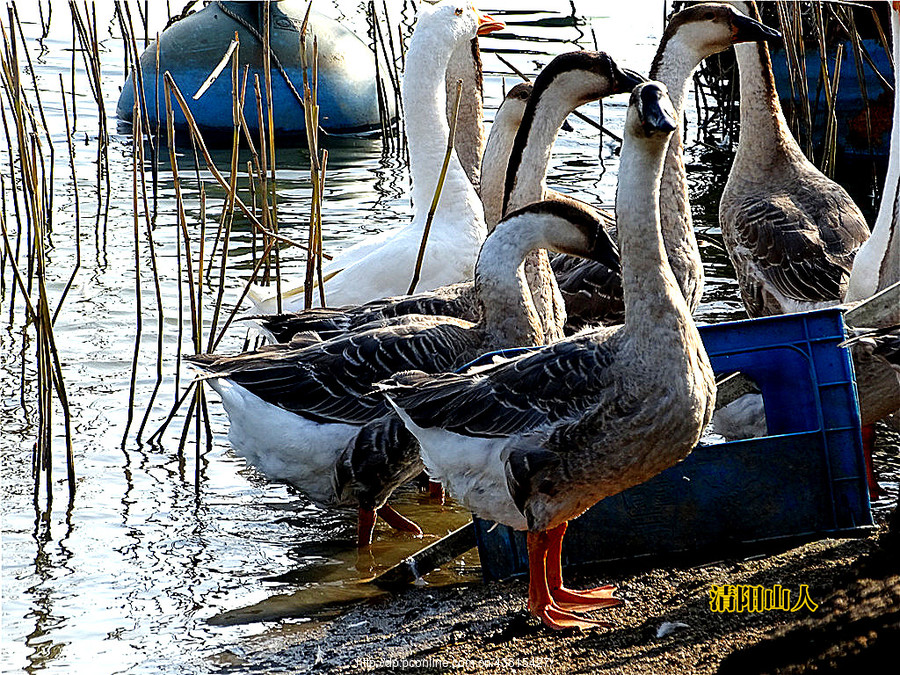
[1,1,896,673]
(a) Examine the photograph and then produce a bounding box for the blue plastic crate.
[474,307,874,582]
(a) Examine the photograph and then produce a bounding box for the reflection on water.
[1,1,896,674]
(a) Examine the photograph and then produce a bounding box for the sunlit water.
[1,1,897,673]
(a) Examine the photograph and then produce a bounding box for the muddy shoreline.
[208,496,896,674]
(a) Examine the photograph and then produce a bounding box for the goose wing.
[727,183,869,306]
[190,317,477,425]
[384,329,620,438]
[550,254,625,328]
[249,283,478,343]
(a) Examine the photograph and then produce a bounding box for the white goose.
[248,1,503,314]
[846,2,900,303]
[381,83,716,630]
[720,0,870,317]
[191,199,619,546]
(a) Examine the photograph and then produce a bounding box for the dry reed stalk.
[132,109,165,445]
[116,0,159,219]
[262,0,282,313]
[201,35,242,277]
[10,5,54,224]
[54,75,80,324]
[164,76,201,456]
[162,72,315,254]
[841,5,878,192]
[69,1,111,230]
[367,2,391,149]
[812,2,840,177]
[300,11,328,310]
[0,14,75,504]
[122,91,145,447]
[407,79,463,295]
[205,37,243,352]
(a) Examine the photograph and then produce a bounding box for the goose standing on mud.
[720,0,870,317]
[380,83,716,630]
[190,200,619,546]
[249,1,503,314]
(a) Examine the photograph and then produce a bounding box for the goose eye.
[704,12,715,20]
[455,7,463,15]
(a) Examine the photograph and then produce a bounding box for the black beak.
[613,65,647,94]
[637,82,677,135]
[732,12,782,44]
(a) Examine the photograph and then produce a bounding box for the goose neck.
[481,105,524,232]
[733,41,801,165]
[650,37,699,116]
[617,133,690,324]
[446,38,485,189]
[475,219,553,347]
[651,36,705,310]
[503,84,577,214]
[403,35,477,212]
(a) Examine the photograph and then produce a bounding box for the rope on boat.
[212,0,308,112]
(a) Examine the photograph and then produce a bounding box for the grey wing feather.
[551,253,625,329]
[384,331,620,438]
[729,184,869,305]
[249,283,478,343]
[190,318,476,425]
[332,415,424,510]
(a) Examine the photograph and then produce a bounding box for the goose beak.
[636,82,677,135]
[732,12,782,44]
[475,9,505,36]
[615,67,647,94]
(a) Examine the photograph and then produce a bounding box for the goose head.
[661,2,780,60]
[499,81,533,122]
[503,52,642,214]
[501,200,621,273]
[528,51,643,110]
[416,1,504,50]
[629,81,678,140]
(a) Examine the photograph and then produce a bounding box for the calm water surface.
[1,1,896,673]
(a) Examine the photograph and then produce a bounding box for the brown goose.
[191,199,619,546]
[720,0,870,317]
[381,83,716,630]
[546,2,781,326]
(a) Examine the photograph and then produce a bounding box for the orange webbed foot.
[532,603,615,630]
[376,503,424,537]
[551,585,623,613]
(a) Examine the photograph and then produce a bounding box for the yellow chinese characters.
[709,584,818,613]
